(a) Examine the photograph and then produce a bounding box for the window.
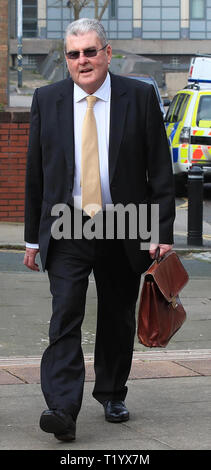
[197,96,211,125]
[142,0,180,39]
[23,0,37,38]
[171,57,180,67]
[110,0,117,19]
[165,94,190,123]
[190,0,205,20]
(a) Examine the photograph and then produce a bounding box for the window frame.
[190,0,206,21]
[22,0,38,38]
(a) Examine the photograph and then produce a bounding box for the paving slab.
[0,366,40,384]
[0,354,210,385]
[1,377,211,450]
[0,369,23,385]
[175,359,211,376]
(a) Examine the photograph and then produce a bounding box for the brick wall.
[0,111,30,222]
[0,0,9,106]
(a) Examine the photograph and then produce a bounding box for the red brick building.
[0,2,29,223]
[0,111,30,222]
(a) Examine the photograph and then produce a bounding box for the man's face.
[65,31,112,94]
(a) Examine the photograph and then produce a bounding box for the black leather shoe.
[103,400,129,423]
[40,409,76,442]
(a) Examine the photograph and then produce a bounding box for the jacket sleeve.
[145,85,175,244]
[24,89,43,243]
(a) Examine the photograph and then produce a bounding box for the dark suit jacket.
[24,72,175,273]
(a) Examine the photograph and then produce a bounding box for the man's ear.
[107,44,112,65]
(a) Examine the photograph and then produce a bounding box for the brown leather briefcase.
[137,250,189,348]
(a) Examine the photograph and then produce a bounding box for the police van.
[165,56,211,191]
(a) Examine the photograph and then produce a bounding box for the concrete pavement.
[0,252,211,449]
[1,375,211,451]
[1,197,211,451]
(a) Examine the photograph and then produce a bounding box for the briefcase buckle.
[171,296,178,309]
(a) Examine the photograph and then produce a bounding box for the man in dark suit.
[24,18,175,442]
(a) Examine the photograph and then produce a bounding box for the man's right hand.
[23,247,40,271]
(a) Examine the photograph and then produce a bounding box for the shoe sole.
[40,413,75,440]
[54,432,76,442]
[105,414,129,423]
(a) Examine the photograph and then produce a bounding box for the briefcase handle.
[155,246,161,262]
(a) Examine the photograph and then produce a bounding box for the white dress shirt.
[26,72,112,248]
[72,72,112,208]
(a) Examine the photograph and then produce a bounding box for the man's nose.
[78,52,89,64]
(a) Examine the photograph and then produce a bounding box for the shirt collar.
[74,72,111,103]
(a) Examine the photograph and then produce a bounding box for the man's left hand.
[23,247,40,271]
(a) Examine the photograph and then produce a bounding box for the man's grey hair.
[64,18,107,50]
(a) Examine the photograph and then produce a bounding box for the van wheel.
[174,175,187,197]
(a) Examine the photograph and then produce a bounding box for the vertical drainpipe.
[17,0,23,88]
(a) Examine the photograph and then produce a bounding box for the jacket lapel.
[56,78,75,177]
[109,73,128,184]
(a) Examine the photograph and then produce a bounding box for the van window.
[196,95,211,125]
[165,93,190,123]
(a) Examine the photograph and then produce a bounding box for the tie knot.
[86,95,97,108]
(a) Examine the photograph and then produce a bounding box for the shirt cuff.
[26,242,39,249]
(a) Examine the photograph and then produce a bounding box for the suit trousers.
[41,226,141,421]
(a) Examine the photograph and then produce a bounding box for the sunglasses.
[65,44,108,60]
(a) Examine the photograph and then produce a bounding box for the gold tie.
[81,95,102,218]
